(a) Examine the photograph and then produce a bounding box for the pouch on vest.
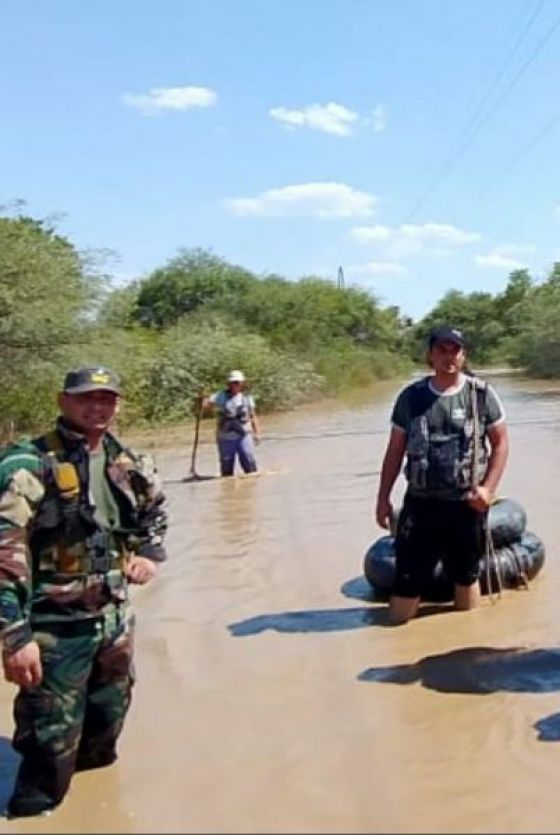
[219,395,250,435]
[405,415,429,490]
[52,461,80,499]
[426,436,466,490]
[38,440,122,575]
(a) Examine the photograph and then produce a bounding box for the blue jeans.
[217,434,258,477]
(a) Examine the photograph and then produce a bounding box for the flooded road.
[2,373,560,833]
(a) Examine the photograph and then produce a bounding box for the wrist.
[2,622,33,654]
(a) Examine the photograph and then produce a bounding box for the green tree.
[135,249,255,328]
[413,289,505,364]
[0,216,94,359]
[0,214,98,429]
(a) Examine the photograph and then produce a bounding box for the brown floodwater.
[2,373,560,834]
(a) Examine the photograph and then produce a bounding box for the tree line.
[1,211,559,434]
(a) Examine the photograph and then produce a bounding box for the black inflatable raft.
[364,498,544,601]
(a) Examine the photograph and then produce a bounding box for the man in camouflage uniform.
[0,366,167,818]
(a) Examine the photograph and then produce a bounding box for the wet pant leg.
[10,607,134,814]
[237,434,257,473]
[441,502,487,586]
[217,438,236,476]
[76,610,135,770]
[10,620,102,813]
[393,495,446,597]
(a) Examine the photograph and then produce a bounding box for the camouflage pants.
[10,604,135,809]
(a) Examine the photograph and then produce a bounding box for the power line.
[404,0,555,222]
[478,106,560,198]
[456,0,547,141]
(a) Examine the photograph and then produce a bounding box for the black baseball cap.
[428,326,465,349]
[62,365,121,395]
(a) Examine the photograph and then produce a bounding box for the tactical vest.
[404,375,488,494]
[29,430,132,576]
[218,391,252,435]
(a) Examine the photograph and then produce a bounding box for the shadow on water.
[341,575,384,603]
[228,606,391,636]
[164,475,220,485]
[359,646,560,742]
[535,712,560,741]
[340,576,454,617]
[229,577,454,636]
[358,646,560,694]
[0,735,18,815]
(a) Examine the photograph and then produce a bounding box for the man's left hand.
[468,485,492,513]
[126,556,158,585]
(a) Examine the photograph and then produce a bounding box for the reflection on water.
[3,373,560,833]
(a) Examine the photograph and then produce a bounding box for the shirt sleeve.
[209,391,223,407]
[485,383,506,427]
[390,387,411,432]
[126,451,168,563]
[0,444,45,651]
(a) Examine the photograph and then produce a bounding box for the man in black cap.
[0,365,167,817]
[374,327,509,624]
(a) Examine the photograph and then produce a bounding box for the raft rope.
[471,379,505,603]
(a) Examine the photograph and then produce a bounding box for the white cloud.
[225,182,377,219]
[122,85,217,113]
[353,261,409,277]
[350,221,480,259]
[350,224,393,243]
[401,223,480,245]
[371,104,387,133]
[475,243,535,270]
[474,253,526,270]
[269,101,389,137]
[269,102,359,136]
[474,245,531,270]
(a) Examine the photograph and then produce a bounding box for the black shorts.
[393,493,487,598]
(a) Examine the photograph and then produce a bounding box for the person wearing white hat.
[202,370,261,476]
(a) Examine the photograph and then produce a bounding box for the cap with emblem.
[62,366,121,395]
[428,326,465,349]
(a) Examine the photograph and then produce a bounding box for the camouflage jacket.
[0,418,167,652]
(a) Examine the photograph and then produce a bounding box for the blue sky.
[2,0,560,320]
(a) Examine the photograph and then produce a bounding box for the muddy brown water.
[2,373,560,834]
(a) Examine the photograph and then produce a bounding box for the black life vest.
[404,375,488,493]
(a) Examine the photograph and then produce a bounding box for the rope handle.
[471,379,505,603]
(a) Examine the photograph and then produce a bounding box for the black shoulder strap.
[33,429,64,454]
[472,375,487,413]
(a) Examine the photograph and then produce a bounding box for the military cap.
[62,365,121,395]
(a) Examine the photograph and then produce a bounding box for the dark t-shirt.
[391,374,505,499]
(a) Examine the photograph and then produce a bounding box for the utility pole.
[337,266,345,289]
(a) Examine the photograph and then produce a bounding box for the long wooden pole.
[189,398,203,477]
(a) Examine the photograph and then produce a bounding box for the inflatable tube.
[363,530,545,601]
[363,537,453,602]
[390,497,527,548]
[487,498,527,547]
[480,530,545,594]
[363,536,395,591]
